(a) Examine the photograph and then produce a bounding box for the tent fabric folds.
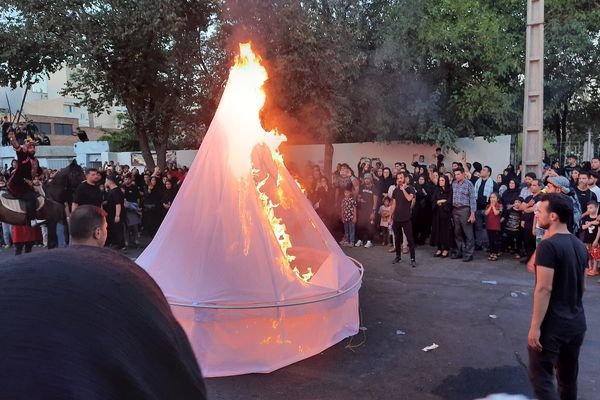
[136,44,361,377]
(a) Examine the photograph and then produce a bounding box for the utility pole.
[522,0,544,177]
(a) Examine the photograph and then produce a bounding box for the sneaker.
[339,240,347,246]
[355,240,363,247]
[364,240,373,248]
[411,259,417,268]
[392,256,401,264]
[387,247,396,253]
[30,219,46,227]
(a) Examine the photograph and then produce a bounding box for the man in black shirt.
[72,127,89,142]
[72,168,103,211]
[390,172,417,267]
[355,173,379,248]
[528,193,588,400]
[104,175,126,250]
[574,171,597,213]
[1,116,11,146]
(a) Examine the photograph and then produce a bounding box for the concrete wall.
[280,136,512,178]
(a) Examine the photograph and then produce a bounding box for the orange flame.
[230,43,313,283]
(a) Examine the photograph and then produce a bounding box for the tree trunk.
[154,140,168,171]
[323,140,334,181]
[136,129,156,171]
[561,101,568,152]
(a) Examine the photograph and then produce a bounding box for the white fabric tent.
[136,44,361,377]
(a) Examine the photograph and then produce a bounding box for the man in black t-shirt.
[574,171,597,213]
[104,175,126,249]
[355,173,379,248]
[390,172,417,267]
[72,169,103,211]
[528,193,588,400]
[72,127,89,142]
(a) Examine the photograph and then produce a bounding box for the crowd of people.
[2,116,52,146]
[306,150,600,270]
[0,159,188,254]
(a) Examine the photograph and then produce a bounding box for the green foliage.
[0,0,227,169]
[98,114,139,152]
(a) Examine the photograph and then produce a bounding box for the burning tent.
[136,43,362,377]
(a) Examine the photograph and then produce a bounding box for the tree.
[543,0,600,159]
[0,0,227,170]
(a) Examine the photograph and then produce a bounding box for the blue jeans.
[2,222,12,246]
[475,209,489,248]
[56,222,67,248]
[343,222,355,244]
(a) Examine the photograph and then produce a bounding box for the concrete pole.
[522,0,544,177]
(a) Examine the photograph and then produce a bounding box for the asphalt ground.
[2,243,598,400]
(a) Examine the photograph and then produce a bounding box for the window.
[54,123,73,136]
[63,105,74,114]
[34,122,51,136]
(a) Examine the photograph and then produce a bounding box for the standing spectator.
[474,165,497,251]
[431,175,453,258]
[504,197,524,258]
[1,115,11,146]
[520,172,536,200]
[568,168,580,189]
[563,154,578,178]
[520,179,543,264]
[587,171,600,199]
[72,169,103,211]
[528,193,588,400]
[574,171,598,214]
[72,127,89,142]
[104,176,126,250]
[581,201,599,276]
[485,193,502,261]
[379,197,392,246]
[434,147,444,170]
[355,173,379,248]
[142,176,163,236]
[390,172,417,267]
[161,179,178,220]
[451,168,476,262]
[312,177,333,230]
[340,186,357,247]
[591,156,600,174]
[496,174,507,197]
[412,175,431,245]
[122,173,141,248]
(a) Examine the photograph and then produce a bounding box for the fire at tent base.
[172,280,361,377]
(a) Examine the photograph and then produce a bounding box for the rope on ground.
[345,306,366,351]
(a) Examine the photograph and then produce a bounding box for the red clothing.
[486,204,502,231]
[12,225,42,244]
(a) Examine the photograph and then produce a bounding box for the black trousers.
[393,220,415,259]
[357,219,375,242]
[106,219,125,248]
[21,190,38,222]
[15,242,34,256]
[528,329,585,400]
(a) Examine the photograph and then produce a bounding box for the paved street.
[2,243,598,399]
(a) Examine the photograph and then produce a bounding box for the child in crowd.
[379,196,392,246]
[504,197,523,259]
[340,186,357,247]
[485,192,502,261]
[581,201,599,276]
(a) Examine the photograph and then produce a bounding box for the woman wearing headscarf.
[0,246,207,399]
[430,174,454,257]
[411,174,431,245]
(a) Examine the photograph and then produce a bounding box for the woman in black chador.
[431,174,454,257]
